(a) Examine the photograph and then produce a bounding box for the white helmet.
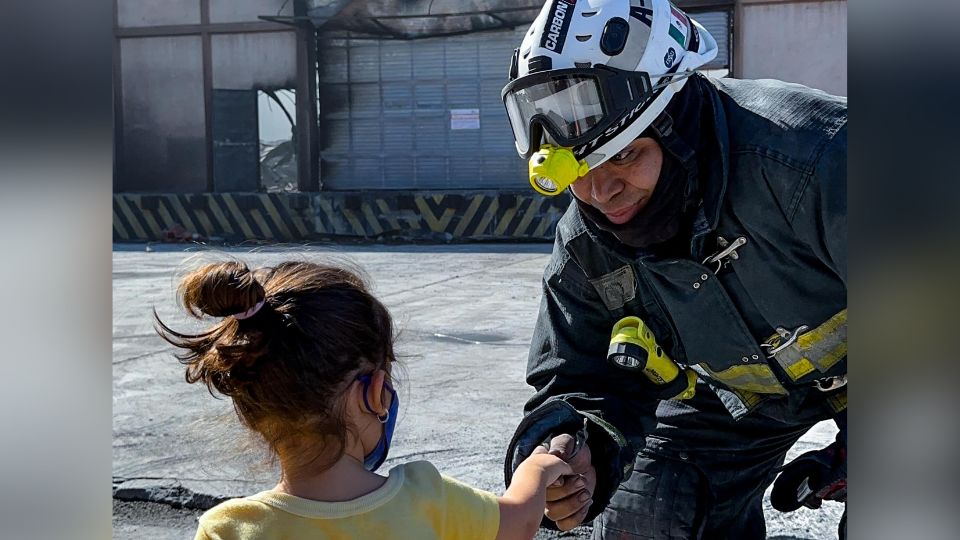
[502,0,718,194]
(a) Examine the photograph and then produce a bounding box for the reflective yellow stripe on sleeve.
[696,363,789,395]
[770,309,847,382]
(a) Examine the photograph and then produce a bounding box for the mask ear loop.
[376,383,397,423]
[358,374,392,424]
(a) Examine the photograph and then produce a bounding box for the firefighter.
[501,0,847,538]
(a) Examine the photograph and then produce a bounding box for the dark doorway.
[211,89,260,192]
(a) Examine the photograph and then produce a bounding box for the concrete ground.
[113,243,841,539]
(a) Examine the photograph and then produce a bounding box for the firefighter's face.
[569,138,663,225]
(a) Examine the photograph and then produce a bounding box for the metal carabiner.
[815,375,847,392]
[761,324,809,358]
[702,236,747,274]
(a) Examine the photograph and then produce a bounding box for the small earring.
[377,410,389,424]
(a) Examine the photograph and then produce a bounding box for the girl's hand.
[497,448,575,540]
[526,446,574,487]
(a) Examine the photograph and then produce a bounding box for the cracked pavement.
[113,243,841,539]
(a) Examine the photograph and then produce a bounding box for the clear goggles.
[501,66,684,159]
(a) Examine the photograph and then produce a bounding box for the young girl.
[156,259,573,540]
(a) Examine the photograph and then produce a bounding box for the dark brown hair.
[155,259,395,475]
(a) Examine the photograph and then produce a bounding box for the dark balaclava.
[576,76,708,250]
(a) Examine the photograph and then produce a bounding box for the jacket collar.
[695,75,730,239]
[655,74,729,241]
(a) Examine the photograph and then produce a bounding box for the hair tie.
[231,300,265,320]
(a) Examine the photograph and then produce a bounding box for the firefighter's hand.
[771,441,846,512]
[541,434,596,531]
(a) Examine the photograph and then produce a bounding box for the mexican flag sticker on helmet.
[668,5,689,47]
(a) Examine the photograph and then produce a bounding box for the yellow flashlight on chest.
[608,316,697,400]
[528,144,590,196]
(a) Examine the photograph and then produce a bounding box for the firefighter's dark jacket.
[503,75,847,524]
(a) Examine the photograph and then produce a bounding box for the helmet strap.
[649,112,674,139]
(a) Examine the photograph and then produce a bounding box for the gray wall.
[209,0,293,24]
[736,0,847,96]
[119,36,206,192]
[211,32,298,89]
[118,0,200,27]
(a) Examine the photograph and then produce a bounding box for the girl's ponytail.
[178,261,265,319]
[157,261,270,397]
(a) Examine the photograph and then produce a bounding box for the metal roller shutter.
[319,28,528,190]
[688,9,731,70]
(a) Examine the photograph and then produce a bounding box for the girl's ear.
[359,369,388,417]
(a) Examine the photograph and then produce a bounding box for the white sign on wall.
[450,108,480,130]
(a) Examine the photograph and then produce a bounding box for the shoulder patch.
[588,265,636,311]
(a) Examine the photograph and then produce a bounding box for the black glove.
[771,440,846,512]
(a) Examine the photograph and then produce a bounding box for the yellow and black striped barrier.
[113,191,570,243]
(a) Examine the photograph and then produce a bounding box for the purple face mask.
[356,374,399,471]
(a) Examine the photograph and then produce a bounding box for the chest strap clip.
[702,236,747,274]
[761,325,809,358]
[815,375,847,392]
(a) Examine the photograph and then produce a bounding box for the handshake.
[528,420,598,531]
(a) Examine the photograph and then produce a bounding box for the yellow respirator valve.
[607,316,697,400]
[528,145,590,196]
